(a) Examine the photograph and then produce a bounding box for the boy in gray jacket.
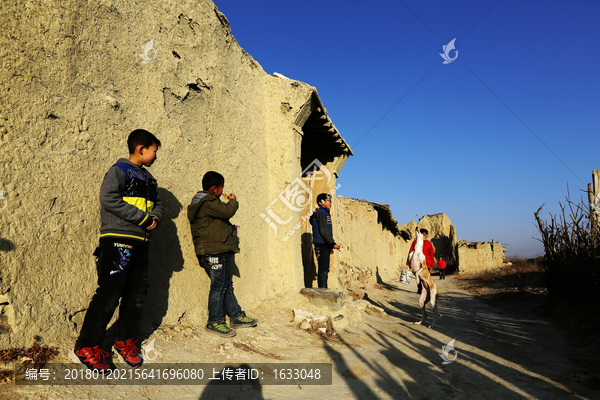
[188,171,257,337]
[72,129,163,371]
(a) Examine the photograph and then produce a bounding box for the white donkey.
[408,227,441,328]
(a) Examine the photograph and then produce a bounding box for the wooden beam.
[303,123,332,131]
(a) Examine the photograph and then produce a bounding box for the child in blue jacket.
[309,193,340,288]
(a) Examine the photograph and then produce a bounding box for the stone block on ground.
[299,288,346,312]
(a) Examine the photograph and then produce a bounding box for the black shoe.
[230,314,258,329]
[206,319,237,337]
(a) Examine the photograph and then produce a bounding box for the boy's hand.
[333,244,340,250]
[146,216,159,231]
[228,193,236,201]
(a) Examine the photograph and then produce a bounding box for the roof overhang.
[294,90,353,175]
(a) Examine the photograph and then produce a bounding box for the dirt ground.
[2,273,599,400]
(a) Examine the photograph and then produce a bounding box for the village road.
[2,275,597,399]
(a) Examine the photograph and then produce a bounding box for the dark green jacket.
[187,191,239,256]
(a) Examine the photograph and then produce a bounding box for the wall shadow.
[140,188,185,337]
[301,232,316,288]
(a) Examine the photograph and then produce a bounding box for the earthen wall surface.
[0,0,329,346]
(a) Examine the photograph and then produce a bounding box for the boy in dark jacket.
[310,193,340,288]
[188,171,257,337]
[72,129,163,371]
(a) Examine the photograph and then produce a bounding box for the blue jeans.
[440,268,446,279]
[198,252,243,324]
[315,245,331,288]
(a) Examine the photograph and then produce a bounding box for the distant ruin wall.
[330,197,411,288]
[457,241,506,273]
[415,213,457,266]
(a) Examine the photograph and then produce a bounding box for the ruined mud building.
[0,0,503,346]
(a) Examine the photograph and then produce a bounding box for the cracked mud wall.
[331,197,411,289]
[416,213,458,265]
[457,241,506,273]
[0,0,318,346]
[327,207,504,287]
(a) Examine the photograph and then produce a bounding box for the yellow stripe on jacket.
[123,197,155,213]
[99,232,150,241]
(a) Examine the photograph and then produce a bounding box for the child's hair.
[127,129,161,155]
[317,193,332,206]
[202,171,225,190]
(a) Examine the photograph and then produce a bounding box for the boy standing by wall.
[188,171,257,338]
[310,193,340,288]
[72,129,163,371]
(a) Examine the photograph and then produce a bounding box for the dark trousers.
[315,245,331,288]
[440,268,446,279]
[198,252,243,324]
[76,239,149,349]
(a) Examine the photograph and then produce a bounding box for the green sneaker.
[206,320,236,337]
[230,314,258,329]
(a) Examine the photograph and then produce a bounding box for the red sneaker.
[71,346,111,371]
[113,339,143,367]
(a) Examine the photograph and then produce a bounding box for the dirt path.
[2,275,598,399]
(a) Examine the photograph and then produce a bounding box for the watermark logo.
[440,38,458,64]
[0,188,7,213]
[139,39,157,64]
[260,159,337,236]
[141,339,158,361]
[439,338,458,364]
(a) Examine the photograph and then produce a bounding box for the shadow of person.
[139,188,185,338]
[198,364,264,399]
[301,232,316,287]
[376,266,383,284]
[374,267,401,291]
[322,340,379,399]
[229,253,241,278]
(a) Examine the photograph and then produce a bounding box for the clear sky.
[213,0,600,258]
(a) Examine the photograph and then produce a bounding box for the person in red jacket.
[438,256,447,280]
[406,228,435,294]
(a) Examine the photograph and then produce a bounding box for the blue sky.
[213,0,600,258]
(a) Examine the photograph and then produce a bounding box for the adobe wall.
[329,197,411,288]
[0,0,333,347]
[457,241,506,273]
[416,213,458,266]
